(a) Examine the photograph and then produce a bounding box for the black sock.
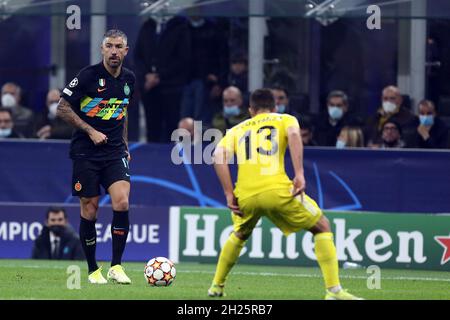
[79,216,98,273]
[111,210,129,266]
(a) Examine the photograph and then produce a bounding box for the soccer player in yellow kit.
[208,88,362,300]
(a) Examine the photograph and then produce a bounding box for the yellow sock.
[213,232,246,286]
[314,232,340,289]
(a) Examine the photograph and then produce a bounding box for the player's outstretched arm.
[57,97,108,145]
[287,126,306,198]
[213,146,242,216]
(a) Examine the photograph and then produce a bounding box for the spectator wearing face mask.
[335,126,365,149]
[212,86,249,134]
[365,85,417,147]
[270,86,301,119]
[0,107,23,139]
[315,90,363,146]
[32,207,84,260]
[33,89,73,140]
[412,100,448,149]
[1,82,34,137]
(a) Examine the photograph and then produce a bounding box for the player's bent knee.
[112,198,129,211]
[309,215,331,234]
[318,215,331,232]
[234,231,251,241]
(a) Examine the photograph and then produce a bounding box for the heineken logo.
[171,208,450,271]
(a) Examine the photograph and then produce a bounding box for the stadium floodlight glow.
[165,0,230,15]
[305,0,341,26]
[139,0,172,16]
[0,0,71,21]
[0,1,8,21]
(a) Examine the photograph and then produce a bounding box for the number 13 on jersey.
[238,125,279,161]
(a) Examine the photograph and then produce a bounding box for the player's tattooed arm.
[57,97,108,145]
[56,97,93,134]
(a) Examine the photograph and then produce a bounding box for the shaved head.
[222,86,243,107]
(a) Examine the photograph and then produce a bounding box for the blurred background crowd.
[1,0,450,150]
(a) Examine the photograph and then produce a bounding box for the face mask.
[382,101,397,113]
[223,105,240,118]
[48,102,59,120]
[328,106,343,120]
[276,104,286,113]
[1,93,16,108]
[49,225,66,237]
[0,128,12,138]
[336,140,346,149]
[419,115,434,126]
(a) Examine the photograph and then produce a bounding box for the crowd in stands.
[1,15,449,150]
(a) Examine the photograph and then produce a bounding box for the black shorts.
[72,157,130,197]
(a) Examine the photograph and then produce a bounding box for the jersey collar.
[99,61,124,80]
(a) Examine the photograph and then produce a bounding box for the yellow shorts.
[233,188,323,236]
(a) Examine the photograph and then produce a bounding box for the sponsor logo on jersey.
[80,96,129,120]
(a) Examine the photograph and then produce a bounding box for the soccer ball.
[144,257,176,286]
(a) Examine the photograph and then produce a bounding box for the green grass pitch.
[0,259,449,300]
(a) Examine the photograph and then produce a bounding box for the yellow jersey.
[217,112,300,201]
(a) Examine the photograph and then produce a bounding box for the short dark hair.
[230,53,247,65]
[327,90,348,105]
[271,85,289,98]
[250,88,276,112]
[418,99,436,111]
[103,29,128,45]
[46,207,67,220]
[299,118,313,131]
[383,120,402,135]
[0,107,12,116]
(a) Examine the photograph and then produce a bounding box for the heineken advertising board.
[169,207,450,271]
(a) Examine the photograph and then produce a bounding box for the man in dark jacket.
[34,89,73,140]
[0,107,23,139]
[315,90,364,146]
[180,17,228,126]
[134,15,191,142]
[365,85,417,147]
[32,207,84,260]
[413,99,448,149]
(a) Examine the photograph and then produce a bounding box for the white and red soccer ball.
[144,257,176,286]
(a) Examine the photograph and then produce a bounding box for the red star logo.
[434,234,450,265]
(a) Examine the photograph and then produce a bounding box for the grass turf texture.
[0,259,449,300]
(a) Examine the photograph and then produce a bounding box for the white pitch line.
[179,269,450,283]
[7,264,450,283]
